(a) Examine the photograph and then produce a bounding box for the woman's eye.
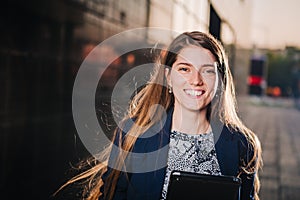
[202,68,216,74]
[207,69,216,73]
[178,67,190,72]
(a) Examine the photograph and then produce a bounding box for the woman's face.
[165,45,218,112]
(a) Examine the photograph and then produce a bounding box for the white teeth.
[185,90,203,96]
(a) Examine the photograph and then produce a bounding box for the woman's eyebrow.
[175,62,193,66]
[202,64,215,67]
[175,62,215,67]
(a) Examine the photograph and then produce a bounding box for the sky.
[251,0,300,49]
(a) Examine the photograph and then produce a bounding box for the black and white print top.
[161,130,222,200]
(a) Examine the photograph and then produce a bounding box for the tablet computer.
[166,170,241,200]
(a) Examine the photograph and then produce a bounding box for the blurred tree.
[267,47,300,96]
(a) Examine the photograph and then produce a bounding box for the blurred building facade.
[1,0,255,199]
[148,0,254,95]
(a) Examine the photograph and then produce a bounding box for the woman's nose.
[190,70,203,86]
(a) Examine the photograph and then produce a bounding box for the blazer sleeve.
[100,167,128,200]
[99,127,130,200]
[238,133,257,200]
[239,171,256,200]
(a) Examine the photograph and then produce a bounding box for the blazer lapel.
[215,126,239,176]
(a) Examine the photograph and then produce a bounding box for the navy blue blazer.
[101,108,256,200]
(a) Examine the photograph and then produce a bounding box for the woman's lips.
[184,89,205,97]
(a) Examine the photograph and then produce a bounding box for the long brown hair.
[58,31,262,200]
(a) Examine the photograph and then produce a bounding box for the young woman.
[62,31,262,200]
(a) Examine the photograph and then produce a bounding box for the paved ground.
[237,96,300,200]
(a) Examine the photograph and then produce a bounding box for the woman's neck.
[172,106,211,135]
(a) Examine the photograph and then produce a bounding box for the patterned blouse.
[161,130,221,199]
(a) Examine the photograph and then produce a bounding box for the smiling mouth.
[184,89,205,97]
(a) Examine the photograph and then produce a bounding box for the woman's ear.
[164,67,171,86]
